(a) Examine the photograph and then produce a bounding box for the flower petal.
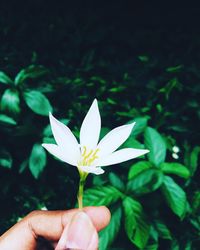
[49,113,80,160]
[97,148,149,166]
[42,143,77,166]
[97,123,135,157]
[80,99,101,149]
[79,165,105,175]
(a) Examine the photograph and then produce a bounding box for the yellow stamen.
[78,146,100,167]
[88,156,98,165]
[93,148,100,157]
[82,146,87,157]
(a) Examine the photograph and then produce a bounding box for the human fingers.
[0,206,110,250]
[28,206,110,242]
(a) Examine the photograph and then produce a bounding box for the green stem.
[77,171,88,209]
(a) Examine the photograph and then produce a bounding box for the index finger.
[29,206,110,241]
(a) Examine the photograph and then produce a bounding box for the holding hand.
[0,206,110,250]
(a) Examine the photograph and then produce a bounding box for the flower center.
[78,146,100,166]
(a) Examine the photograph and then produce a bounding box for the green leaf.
[83,186,122,207]
[138,55,149,62]
[149,226,159,242]
[29,143,47,179]
[43,124,53,137]
[144,127,166,166]
[0,71,13,84]
[92,175,107,186]
[190,146,200,176]
[159,78,182,99]
[185,241,192,250]
[99,127,110,140]
[109,86,126,93]
[19,159,28,174]
[0,114,16,125]
[144,244,158,250]
[189,218,200,231]
[192,191,200,214]
[161,176,187,218]
[170,239,180,250]
[166,65,184,73]
[107,98,117,105]
[161,162,190,179]
[42,137,56,144]
[127,169,164,195]
[128,116,149,137]
[14,65,48,85]
[99,207,122,250]
[123,196,150,249]
[108,172,125,191]
[0,89,20,115]
[168,125,187,132]
[23,90,53,116]
[0,150,12,169]
[122,137,144,150]
[154,220,172,240]
[128,161,153,180]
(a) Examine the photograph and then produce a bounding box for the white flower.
[42,99,149,175]
[172,153,179,159]
[172,145,180,153]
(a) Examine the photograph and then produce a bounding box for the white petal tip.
[49,112,53,118]
[90,99,99,110]
[49,112,55,122]
[125,122,136,131]
[130,122,136,128]
[92,98,98,107]
[49,112,54,118]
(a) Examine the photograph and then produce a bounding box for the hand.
[0,206,110,250]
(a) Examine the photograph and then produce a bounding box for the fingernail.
[66,212,96,249]
[57,212,97,250]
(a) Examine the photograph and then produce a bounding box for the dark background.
[1,0,200,71]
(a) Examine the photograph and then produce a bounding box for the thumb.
[56,211,98,250]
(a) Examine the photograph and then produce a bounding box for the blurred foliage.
[0,1,200,249]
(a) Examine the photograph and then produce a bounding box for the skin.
[0,206,111,250]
